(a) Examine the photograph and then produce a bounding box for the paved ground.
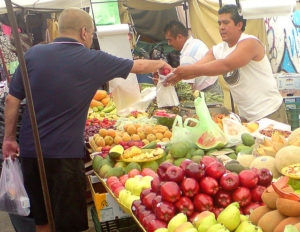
[0,204,96,232]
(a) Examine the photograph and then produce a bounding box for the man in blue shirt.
[2,8,171,232]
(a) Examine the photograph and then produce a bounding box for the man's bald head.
[58,8,94,35]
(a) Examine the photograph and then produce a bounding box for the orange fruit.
[137,127,144,133]
[122,133,131,142]
[104,136,114,146]
[134,123,141,129]
[162,137,169,142]
[147,134,156,142]
[131,134,140,141]
[164,130,172,139]
[155,133,164,140]
[101,96,110,106]
[95,137,105,147]
[114,135,122,144]
[144,125,153,135]
[99,129,107,137]
[123,124,129,131]
[156,125,168,133]
[138,131,146,140]
[127,124,136,135]
[107,129,116,138]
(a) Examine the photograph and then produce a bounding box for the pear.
[197,213,217,232]
[235,221,256,232]
[131,181,144,196]
[240,214,249,223]
[119,190,131,205]
[207,224,229,232]
[174,222,194,232]
[154,229,168,232]
[184,228,198,232]
[217,202,240,231]
[125,178,135,192]
[168,213,188,232]
[125,195,139,208]
[193,211,214,228]
[141,176,154,189]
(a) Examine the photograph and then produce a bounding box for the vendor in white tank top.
[164,5,287,123]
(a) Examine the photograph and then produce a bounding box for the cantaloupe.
[275,146,300,173]
[249,205,272,225]
[250,156,281,178]
[277,198,300,217]
[274,217,300,232]
[288,128,300,144]
[258,210,286,232]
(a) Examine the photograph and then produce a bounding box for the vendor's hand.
[158,61,173,75]
[2,139,19,160]
[162,67,183,87]
[152,72,159,85]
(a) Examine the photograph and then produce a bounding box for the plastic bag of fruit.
[171,115,195,143]
[222,118,248,146]
[192,92,227,149]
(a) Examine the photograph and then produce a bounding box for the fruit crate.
[91,206,143,232]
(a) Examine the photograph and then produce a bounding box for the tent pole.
[183,0,188,30]
[4,1,56,231]
[219,0,222,8]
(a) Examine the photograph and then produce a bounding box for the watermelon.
[197,131,226,150]
[153,110,176,129]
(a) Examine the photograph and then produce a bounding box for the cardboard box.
[88,175,129,222]
[275,73,300,97]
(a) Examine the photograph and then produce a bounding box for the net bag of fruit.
[192,92,227,150]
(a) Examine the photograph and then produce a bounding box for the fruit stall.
[86,88,300,232]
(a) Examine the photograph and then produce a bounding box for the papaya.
[92,155,103,173]
[93,90,107,101]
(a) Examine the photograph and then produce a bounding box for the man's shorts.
[20,157,88,232]
[265,102,288,124]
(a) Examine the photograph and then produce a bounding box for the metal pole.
[4,1,56,231]
[183,0,189,30]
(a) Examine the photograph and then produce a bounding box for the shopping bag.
[193,92,227,149]
[222,117,248,146]
[171,115,195,143]
[0,158,30,216]
[156,80,179,108]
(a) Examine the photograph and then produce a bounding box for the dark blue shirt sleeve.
[9,66,25,100]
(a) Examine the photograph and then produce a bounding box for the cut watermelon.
[153,110,176,129]
[197,131,226,150]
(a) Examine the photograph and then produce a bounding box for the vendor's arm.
[131,59,172,74]
[2,94,21,159]
[166,38,264,85]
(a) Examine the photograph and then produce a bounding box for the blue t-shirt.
[9,37,133,158]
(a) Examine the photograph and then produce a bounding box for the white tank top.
[212,34,283,122]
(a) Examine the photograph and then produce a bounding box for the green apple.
[192,211,214,228]
[131,181,144,196]
[197,213,217,232]
[125,178,135,192]
[141,176,154,189]
[119,190,131,205]
[168,213,188,232]
[217,202,240,231]
[125,195,140,208]
[174,222,194,232]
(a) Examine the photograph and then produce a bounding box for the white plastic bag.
[0,158,30,216]
[156,79,179,108]
[222,118,248,146]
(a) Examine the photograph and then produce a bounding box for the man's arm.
[2,94,21,159]
[194,49,216,66]
[165,39,263,85]
[130,59,172,74]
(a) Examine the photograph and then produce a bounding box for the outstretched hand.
[2,139,19,160]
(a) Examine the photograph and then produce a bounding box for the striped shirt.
[180,37,218,90]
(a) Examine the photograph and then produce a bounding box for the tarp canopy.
[0,0,184,14]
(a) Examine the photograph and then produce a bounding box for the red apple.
[110,181,123,193]
[128,169,141,178]
[212,207,224,218]
[151,177,161,193]
[181,178,199,198]
[185,163,206,180]
[232,187,252,207]
[200,177,219,195]
[161,181,181,203]
[258,168,273,187]
[148,219,167,232]
[193,193,214,212]
[136,205,147,219]
[131,200,142,216]
[152,195,162,212]
[175,196,194,216]
[141,214,156,231]
[239,170,258,189]
[251,185,266,202]
[154,201,175,222]
[220,172,240,191]
[119,174,129,186]
[215,190,232,208]
[142,192,157,210]
[165,166,184,183]
[206,162,226,180]
[140,188,152,201]
[157,162,174,180]
[243,202,261,215]
[114,186,125,197]
[141,168,158,178]
[200,156,218,167]
[162,67,171,75]
[251,167,259,175]
[106,176,119,188]
[180,159,194,171]
[138,210,152,222]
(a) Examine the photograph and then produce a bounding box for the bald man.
[2,8,171,232]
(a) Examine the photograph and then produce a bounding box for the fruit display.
[250,176,300,231]
[89,123,172,153]
[153,110,176,129]
[84,118,116,142]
